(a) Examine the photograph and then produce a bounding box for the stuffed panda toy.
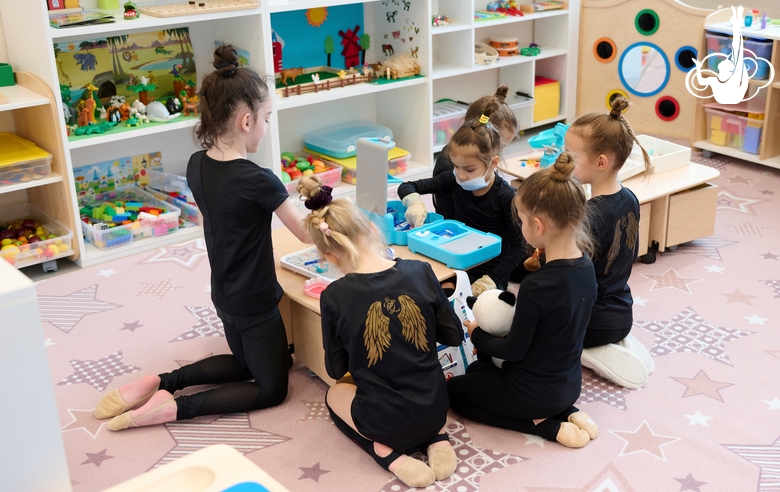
[466,289,516,369]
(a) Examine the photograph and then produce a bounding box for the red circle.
[655,96,679,121]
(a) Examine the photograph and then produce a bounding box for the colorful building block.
[710,129,727,146]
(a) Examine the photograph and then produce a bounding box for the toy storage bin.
[306,147,410,185]
[632,135,691,174]
[0,203,73,268]
[432,101,469,148]
[533,76,560,122]
[144,187,200,225]
[705,108,746,149]
[741,114,764,154]
[705,31,773,79]
[407,219,502,269]
[281,153,342,195]
[304,120,393,159]
[0,133,53,186]
[380,200,443,246]
[80,185,181,250]
[388,153,410,175]
[145,169,199,225]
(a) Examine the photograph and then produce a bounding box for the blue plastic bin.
[406,220,502,269]
[363,200,443,246]
[706,31,773,79]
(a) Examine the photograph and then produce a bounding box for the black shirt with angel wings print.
[320,259,463,450]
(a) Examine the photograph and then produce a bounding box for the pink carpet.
[36,152,779,491]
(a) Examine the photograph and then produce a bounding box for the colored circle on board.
[635,9,660,36]
[593,37,617,63]
[675,46,698,71]
[618,41,670,97]
[606,89,629,111]
[655,96,680,121]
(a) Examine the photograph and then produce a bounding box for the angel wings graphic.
[364,295,428,367]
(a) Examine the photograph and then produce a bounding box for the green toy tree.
[359,34,370,65]
[325,35,334,67]
[128,80,158,105]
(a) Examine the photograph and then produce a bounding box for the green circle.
[635,9,660,36]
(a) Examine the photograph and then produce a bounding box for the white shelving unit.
[0,0,579,268]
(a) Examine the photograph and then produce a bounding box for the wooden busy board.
[137,0,260,18]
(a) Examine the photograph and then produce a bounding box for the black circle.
[596,41,614,60]
[637,13,657,33]
[677,49,696,69]
[658,99,677,118]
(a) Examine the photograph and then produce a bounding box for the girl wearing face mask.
[397,114,527,297]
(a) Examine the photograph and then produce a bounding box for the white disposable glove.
[471,275,496,297]
[402,192,428,228]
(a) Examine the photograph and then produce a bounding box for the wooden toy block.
[137,0,260,18]
[710,115,722,130]
[709,129,726,146]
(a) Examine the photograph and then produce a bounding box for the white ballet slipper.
[581,343,649,389]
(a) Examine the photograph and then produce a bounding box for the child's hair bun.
[213,44,240,77]
[298,175,334,210]
[609,96,629,118]
[550,150,575,182]
[494,85,509,103]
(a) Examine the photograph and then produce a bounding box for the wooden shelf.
[773,82,780,89]
[0,172,63,196]
[433,48,567,79]
[49,6,261,40]
[694,140,780,170]
[275,77,427,111]
[473,9,569,28]
[705,21,780,42]
[78,225,203,268]
[67,117,199,149]
[0,85,50,112]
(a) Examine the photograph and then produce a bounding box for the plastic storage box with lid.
[280,152,342,195]
[0,203,73,268]
[378,200,443,246]
[407,220,502,269]
[533,76,560,122]
[304,120,393,159]
[0,133,53,188]
[144,169,199,225]
[305,147,410,185]
[79,185,181,250]
[433,101,469,148]
[705,31,773,79]
[705,107,748,149]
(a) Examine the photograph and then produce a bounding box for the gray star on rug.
[57,350,140,392]
[140,238,208,270]
[171,306,224,342]
[760,279,780,298]
[120,320,143,332]
[672,370,734,402]
[635,307,753,366]
[299,462,330,482]
[724,174,755,185]
[38,284,121,334]
[82,449,114,467]
[725,434,780,491]
[762,252,779,260]
[577,369,636,411]
[728,221,768,236]
[300,400,332,422]
[717,190,766,215]
[760,189,775,195]
[152,413,291,469]
[61,409,105,438]
[662,237,736,261]
[674,473,707,491]
[379,418,526,491]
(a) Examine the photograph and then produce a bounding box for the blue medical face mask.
[453,166,493,191]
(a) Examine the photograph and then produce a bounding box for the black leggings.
[158,306,289,420]
[446,360,578,441]
[583,327,632,348]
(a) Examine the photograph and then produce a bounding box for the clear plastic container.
[281,153,343,195]
[0,203,73,268]
[705,107,747,149]
[705,31,774,79]
[432,101,469,148]
[0,133,53,188]
[304,120,393,159]
[145,169,199,225]
[742,115,764,154]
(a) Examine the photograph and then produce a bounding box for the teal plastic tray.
[406,219,501,269]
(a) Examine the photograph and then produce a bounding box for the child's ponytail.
[464,85,518,144]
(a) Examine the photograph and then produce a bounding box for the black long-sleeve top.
[587,187,640,332]
[397,171,527,289]
[321,259,463,449]
[431,145,457,218]
[471,256,597,410]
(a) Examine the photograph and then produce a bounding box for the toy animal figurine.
[139,75,150,86]
[76,100,90,127]
[181,97,199,117]
[106,106,122,123]
[311,73,320,85]
[362,65,373,77]
[170,64,182,77]
[131,99,146,114]
[123,1,139,20]
[147,71,157,85]
[119,102,131,121]
[146,101,180,122]
[84,92,97,124]
[98,107,107,120]
[109,95,126,108]
[467,290,517,369]
[165,97,181,115]
[337,70,347,79]
[125,115,140,127]
[278,67,305,86]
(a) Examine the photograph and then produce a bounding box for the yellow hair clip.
[479,114,489,125]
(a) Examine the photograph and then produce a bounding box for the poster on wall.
[73,151,162,199]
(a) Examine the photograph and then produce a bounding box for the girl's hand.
[464,319,479,339]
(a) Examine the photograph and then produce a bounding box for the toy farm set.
[54,27,199,140]
[270,3,423,100]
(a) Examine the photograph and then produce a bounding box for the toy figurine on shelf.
[432,14,450,26]
[60,84,77,126]
[171,64,185,96]
[165,97,181,115]
[128,75,158,105]
[123,1,139,19]
[185,79,196,98]
[180,91,199,117]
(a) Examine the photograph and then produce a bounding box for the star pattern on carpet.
[577,369,636,411]
[120,320,143,332]
[766,350,780,360]
[96,268,117,278]
[379,418,526,492]
[523,462,636,492]
[299,462,330,482]
[633,296,648,306]
[140,238,208,270]
[763,397,780,410]
[683,410,713,427]
[760,189,775,195]
[153,413,291,469]
[745,314,768,325]
[56,350,140,392]
[762,251,779,260]
[171,306,224,342]
[705,264,725,273]
[720,288,759,305]
[45,338,56,348]
[724,433,780,491]
[300,400,331,422]
[82,449,114,468]
[640,268,702,294]
[522,434,545,447]
[672,370,734,402]
[724,174,755,185]
[674,473,707,492]
[61,409,105,438]
[759,279,780,298]
[136,278,183,299]
[610,420,680,461]
[634,307,753,366]
[728,221,769,236]
[693,155,729,171]
[717,189,767,215]
[662,237,736,261]
[38,285,121,334]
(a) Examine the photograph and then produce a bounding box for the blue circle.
[674,46,698,72]
[618,41,670,97]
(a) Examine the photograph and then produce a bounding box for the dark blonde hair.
[569,96,650,175]
[448,116,502,168]
[298,176,385,273]
[195,44,270,150]
[464,86,518,143]
[515,151,594,255]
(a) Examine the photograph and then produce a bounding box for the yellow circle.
[606,89,629,112]
[306,8,328,27]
